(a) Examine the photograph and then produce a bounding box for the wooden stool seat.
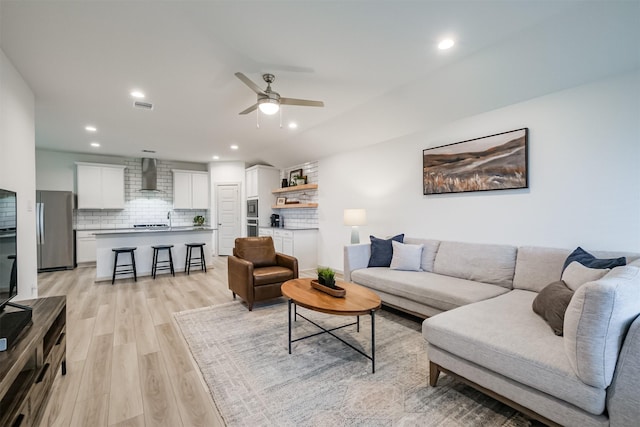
[111,247,137,284]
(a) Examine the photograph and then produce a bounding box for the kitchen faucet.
[167,211,172,228]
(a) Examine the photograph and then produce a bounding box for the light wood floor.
[36,256,240,427]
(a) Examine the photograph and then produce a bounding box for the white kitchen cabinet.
[76,163,126,209]
[101,166,125,208]
[259,228,317,270]
[172,170,209,209]
[246,167,258,199]
[76,230,97,263]
[245,165,280,225]
[259,228,273,237]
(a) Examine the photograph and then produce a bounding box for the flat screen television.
[0,189,17,312]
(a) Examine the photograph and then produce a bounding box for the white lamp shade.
[258,99,279,115]
[344,209,367,226]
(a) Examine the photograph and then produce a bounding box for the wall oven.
[247,199,258,218]
[247,218,259,237]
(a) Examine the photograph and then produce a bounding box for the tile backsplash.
[0,195,16,229]
[75,158,208,230]
[278,161,319,229]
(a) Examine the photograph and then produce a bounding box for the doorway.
[215,183,241,256]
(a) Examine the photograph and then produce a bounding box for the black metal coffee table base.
[287,299,376,373]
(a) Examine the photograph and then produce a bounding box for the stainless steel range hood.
[141,158,159,191]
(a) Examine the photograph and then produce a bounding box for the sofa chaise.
[344,238,640,426]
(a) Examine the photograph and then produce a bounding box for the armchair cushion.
[254,266,295,286]
[234,236,277,267]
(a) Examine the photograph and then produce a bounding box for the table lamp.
[344,209,367,244]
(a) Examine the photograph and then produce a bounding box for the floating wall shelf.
[272,183,318,194]
[272,203,319,209]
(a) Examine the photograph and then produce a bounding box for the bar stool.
[112,247,137,284]
[185,243,206,274]
[151,245,175,279]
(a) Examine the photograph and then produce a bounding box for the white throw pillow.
[390,240,423,271]
[561,261,610,291]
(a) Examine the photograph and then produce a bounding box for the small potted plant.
[313,267,345,297]
[317,267,336,288]
[193,215,205,226]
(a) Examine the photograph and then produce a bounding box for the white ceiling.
[1,1,638,168]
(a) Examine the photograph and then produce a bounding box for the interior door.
[216,183,240,256]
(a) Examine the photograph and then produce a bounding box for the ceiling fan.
[235,72,324,116]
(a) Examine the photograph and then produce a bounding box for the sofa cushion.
[403,238,440,272]
[532,280,574,336]
[351,268,509,312]
[561,261,610,291]
[253,266,294,286]
[390,241,423,271]
[563,265,640,389]
[367,234,404,267]
[563,247,627,272]
[433,241,517,288]
[512,246,570,292]
[423,290,606,414]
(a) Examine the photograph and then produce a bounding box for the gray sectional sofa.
[343,238,640,427]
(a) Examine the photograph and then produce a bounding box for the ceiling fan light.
[258,99,280,115]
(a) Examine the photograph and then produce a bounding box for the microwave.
[247,199,258,218]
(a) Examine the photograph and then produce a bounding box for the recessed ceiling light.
[212,155,220,160]
[438,39,455,50]
[288,122,298,129]
[230,145,239,150]
[130,90,145,99]
[90,142,100,147]
[85,125,97,132]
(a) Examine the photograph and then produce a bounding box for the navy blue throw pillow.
[368,234,404,267]
[562,247,626,272]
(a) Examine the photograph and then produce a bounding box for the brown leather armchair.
[228,237,298,311]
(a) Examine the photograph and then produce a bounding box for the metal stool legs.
[152,245,175,279]
[185,243,206,274]
[111,247,137,284]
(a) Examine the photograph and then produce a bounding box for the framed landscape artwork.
[423,128,529,195]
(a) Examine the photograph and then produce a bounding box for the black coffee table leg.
[371,310,376,373]
[288,299,292,354]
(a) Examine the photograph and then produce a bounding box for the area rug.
[174,301,531,426]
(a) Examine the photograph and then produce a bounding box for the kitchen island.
[94,227,215,281]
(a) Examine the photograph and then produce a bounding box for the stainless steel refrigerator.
[36,190,74,271]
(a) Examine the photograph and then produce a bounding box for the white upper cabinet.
[191,173,210,209]
[76,163,126,209]
[172,170,209,209]
[101,166,125,208]
[246,167,258,199]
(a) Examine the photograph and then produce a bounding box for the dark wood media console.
[0,296,66,427]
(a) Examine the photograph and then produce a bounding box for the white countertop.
[93,226,216,236]
[258,227,319,231]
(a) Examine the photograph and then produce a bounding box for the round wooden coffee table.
[281,278,382,373]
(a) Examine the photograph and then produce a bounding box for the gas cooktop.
[133,224,168,228]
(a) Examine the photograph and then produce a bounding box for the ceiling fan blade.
[280,98,324,108]
[239,103,258,115]
[235,72,265,95]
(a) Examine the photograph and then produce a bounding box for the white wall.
[319,71,640,270]
[0,49,37,300]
